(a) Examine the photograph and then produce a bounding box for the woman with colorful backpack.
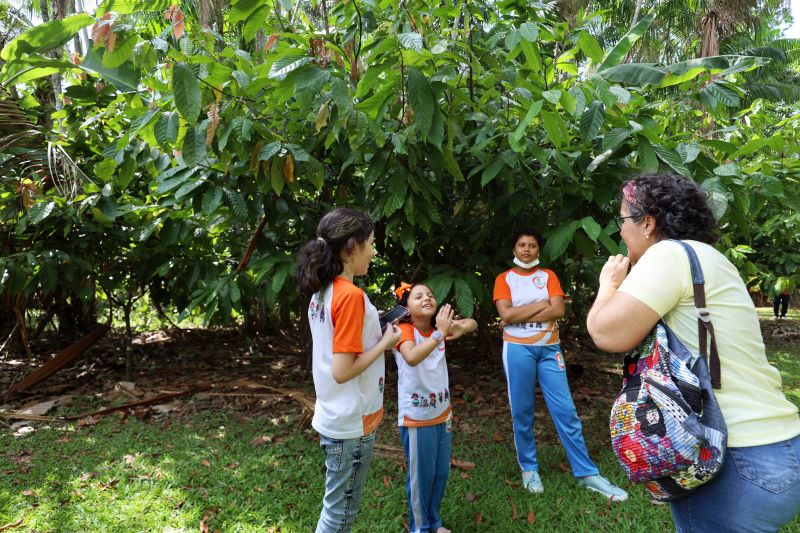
[587,173,800,532]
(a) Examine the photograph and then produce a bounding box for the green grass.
[2,334,799,532]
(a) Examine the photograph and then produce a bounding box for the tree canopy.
[2,0,800,339]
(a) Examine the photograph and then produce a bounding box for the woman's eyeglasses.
[615,215,637,229]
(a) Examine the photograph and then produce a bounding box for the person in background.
[494,228,628,501]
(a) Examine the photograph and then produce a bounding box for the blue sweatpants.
[400,422,452,533]
[502,342,598,477]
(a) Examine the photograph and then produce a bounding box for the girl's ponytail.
[295,208,374,298]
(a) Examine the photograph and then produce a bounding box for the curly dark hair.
[294,208,375,298]
[511,227,545,248]
[622,173,719,244]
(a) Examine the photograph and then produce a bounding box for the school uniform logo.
[378,377,384,394]
[532,277,546,289]
[555,351,565,370]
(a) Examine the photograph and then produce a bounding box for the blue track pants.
[502,342,598,477]
[400,422,452,533]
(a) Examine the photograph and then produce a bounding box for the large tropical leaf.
[1,13,94,61]
[173,64,202,124]
[598,12,656,71]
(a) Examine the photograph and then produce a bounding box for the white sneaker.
[577,475,628,502]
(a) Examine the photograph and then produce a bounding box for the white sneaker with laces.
[577,475,628,502]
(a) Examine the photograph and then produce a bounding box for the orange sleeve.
[546,269,566,298]
[331,284,365,354]
[493,272,511,302]
[394,323,416,351]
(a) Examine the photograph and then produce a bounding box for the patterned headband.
[622,181,638,208]
[394,282,413,300]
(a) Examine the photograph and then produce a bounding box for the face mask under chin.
[513,256,540,269]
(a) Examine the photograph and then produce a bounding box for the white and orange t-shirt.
[309,276,385,439]
[493,267,565,345]
[393,323,452,427]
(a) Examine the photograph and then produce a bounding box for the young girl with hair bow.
[392,282,477,533]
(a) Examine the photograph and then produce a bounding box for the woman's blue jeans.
[315,431,377,533]
[670,434,800,532]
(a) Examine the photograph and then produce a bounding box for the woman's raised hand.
[435,304,454,335]
[599,254,631,289]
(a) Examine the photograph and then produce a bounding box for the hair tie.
[316,236,326,245]
[395,282,412,300]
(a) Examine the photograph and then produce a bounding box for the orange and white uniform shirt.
[493,267,566,346]
[309,276,384,439]
[393,323,452,427]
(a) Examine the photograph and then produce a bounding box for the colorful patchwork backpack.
[609,240,727,502]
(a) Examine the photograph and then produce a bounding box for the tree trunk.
[699,12,720,58]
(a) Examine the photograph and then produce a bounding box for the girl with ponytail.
[295,208,401,533]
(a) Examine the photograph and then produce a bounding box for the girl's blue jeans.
[315,430,377,533]
[670,434,800,532]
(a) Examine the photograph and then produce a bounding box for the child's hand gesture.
[435,304,454,336]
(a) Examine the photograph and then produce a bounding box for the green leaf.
[713,163,741,176]
[259,142,281,161]
[658,56,766,88]
[1,13,94,61]
[29,201,56,223]
[398,32,424,51]
[544,221,580,261]
[453,278,474,317]
[598,12,656,71]
[1,56,77,86]
[407,68,435,140]
[540,111,564,148]
[182,126,207,167]
[511,100,544,144]
[202,187,223,214]
[97,0,172,16]
[155,112,179,145]
[268,52,311,78]
[243,5,269,42]
[542,90,561,105]
[702,81,740,107]
[578,31,603,63]
[700,177,729,221]
[519,22,539,43]
[653,145,691,176]
[481,158,505,187]
[637,136,659,172]
[597,63,665,85]
[80,46,140,92]
[426,275,453,305]
[581,216,602,242]
[173,64,202,124]
[580,101,604,142]
[676,142,701,164]
[602,128,630,151]
[224,188,248,219]
[175,179,205,201]
[229,0,262,22]
[730,137,772,159]
[442,149,464,181]
[102,33,137,68]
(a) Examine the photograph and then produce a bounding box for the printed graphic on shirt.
[493,267,565,346]
[309,277,385,440]
[393,323,452,427]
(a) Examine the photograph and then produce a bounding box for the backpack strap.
[672,240,722,389]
